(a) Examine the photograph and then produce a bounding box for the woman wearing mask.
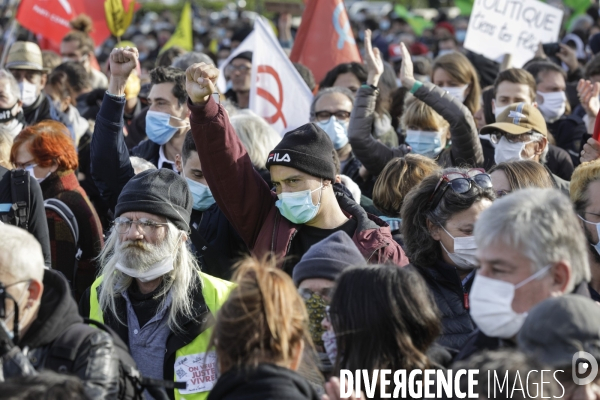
[432,51,481,116]
[325,264,446,398]
[489,160,554,198]
[401,167,495,350]
[348,39,483,177]
[372,155,440,245]
[10,120,103,300]
[208,256,321,400]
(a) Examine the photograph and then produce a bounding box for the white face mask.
[494,104,510,119]
[322,329,337,365]
[442,84,468,103]
[469,265,552,338]
[18,81,38,107]
[115,256,174,282]
[537,91,566,123]
[24,164,51,184]
[0,119,22,139]
[494,136,535,164]
[439,225,478,269]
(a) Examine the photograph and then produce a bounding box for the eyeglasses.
[298,287,332,300]
[490,131,534,144]
[225,64,250,74]
[113,217,169,234]
[314,110,351,122]
[13,160,36,170]
[428,169,492,210]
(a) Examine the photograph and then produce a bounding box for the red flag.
[16,0,137,47]
[290,0,361,83]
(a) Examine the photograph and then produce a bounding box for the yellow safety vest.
[89,272,234,400]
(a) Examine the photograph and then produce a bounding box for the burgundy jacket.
[189,97,409,267]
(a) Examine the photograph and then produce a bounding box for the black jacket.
[80,274,216,400]
[207,363,321,400]
[548,114,587,167]
[2,270,119,399]
[90,94,247,278]
[412,261,477,352]
[0,166,51,266]
[23,94,52,126]
[453,280,592,362]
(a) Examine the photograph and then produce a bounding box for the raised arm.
[185,63,275,249]
[399,43,483,168]
[90,47,137,212]
[348,30,409,176]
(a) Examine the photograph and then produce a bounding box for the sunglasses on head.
[428,168,492,210]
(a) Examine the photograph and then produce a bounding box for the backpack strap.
[9,169,30,230]
[44,198,82,289]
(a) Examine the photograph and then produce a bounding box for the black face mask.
[0,103,18,123]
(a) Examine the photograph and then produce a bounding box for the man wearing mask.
[80,169,234,399]
[485,68,574,180]
[570,160,600,302]
[454,188,591,361]
[91,47,245,279]
[224,52,252,109]
[5,42,52,126]
[480,103,570,193]
[309,87,368,193]
[187,62,408,275]
[0,70,25,138]
[525,61,587,167]
[0,224,119,398]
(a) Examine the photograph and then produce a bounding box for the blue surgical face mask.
[145,110,187,145]
[186,177,215,211]
[578,215,600,256]
[405,129,443,158]
[456,29,467,42]
[379,19,391,31]
[316,117,348,150]
[275,181,323,224]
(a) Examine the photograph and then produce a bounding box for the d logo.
[257,65,287,128]
[332,2,355,50]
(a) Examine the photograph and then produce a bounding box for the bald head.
[0,224,44,283]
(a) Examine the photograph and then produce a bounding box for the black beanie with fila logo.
[265,122,337,181]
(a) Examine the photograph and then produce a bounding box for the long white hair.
[96,221,201,332]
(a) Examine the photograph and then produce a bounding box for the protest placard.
[463,0,564,68]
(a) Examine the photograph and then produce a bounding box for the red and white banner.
[16,0,137,47]
[290,0,361,84]
[218,18,313,136]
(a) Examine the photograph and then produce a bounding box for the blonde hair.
[401,99,449,133]
[0,131,13,169]
[373,155,440,217]
[433,52,481,115]
[571,160,600,214]
[210,255,311,373]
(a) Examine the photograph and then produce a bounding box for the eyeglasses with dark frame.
[428,169,493,210]
[314,110,351,122]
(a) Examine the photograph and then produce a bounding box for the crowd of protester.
[3,1,600,399]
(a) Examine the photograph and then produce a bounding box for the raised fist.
[109,47,139,81]
[185,63,219,104]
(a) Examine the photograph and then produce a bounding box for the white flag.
[217,18,313,135]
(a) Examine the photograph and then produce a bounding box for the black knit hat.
[231,51,253,63]
[292,231,365,286]
[115,169,193,233]
[266,123,336,181]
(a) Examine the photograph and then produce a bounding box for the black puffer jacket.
[411,261,476,352]
[348,83,483,176]
[207,363,321,400]
[1,269,119,399]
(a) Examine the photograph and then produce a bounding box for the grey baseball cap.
[517,294,600,367]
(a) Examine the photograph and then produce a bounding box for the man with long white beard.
[79,168,234,400]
